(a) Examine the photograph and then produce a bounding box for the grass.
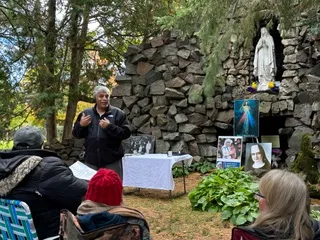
[123,173,232,240]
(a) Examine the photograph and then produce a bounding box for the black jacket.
[72,105,131,167]
[0,149,88,239]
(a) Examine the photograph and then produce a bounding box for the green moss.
[292,134,319,184]
[308,183,320,199]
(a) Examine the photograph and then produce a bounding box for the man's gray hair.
[93,86,110,98]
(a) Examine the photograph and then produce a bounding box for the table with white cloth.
[122,154,193,193]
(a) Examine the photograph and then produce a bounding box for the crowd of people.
[0,85,319,239]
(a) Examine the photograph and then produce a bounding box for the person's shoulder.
[109,105,123,112]
[40,152,72,166]
[109,105,126,115]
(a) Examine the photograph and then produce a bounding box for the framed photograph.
[234,99,259,137]
[217,136,243,169]
[244,143,272,171]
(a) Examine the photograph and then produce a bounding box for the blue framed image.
[234,99,259,137]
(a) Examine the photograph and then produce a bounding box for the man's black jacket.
[73,105,131,167]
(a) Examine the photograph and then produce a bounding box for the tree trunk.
[44,0,57,143]
[62,5,90,140]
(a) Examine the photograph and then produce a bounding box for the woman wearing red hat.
[76,169,151,239]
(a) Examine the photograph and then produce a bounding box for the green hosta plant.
[188,167,259,225]
[311,210,320,221]
[172,166,190,178]
[188,160,216,174]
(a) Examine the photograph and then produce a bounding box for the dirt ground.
[124,172,320,240]
[124,172,234,240]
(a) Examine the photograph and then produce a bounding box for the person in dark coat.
[0,126,88,239]
[72,85,131,179]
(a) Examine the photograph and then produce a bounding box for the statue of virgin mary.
[253,27,277,91]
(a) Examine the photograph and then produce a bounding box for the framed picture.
[234,99,259,137]
[244,143,272,171]
[216,136,243,169]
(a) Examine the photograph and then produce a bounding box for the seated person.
[232,169,320,239]
[77,169,151,239]
[0,126,88,239]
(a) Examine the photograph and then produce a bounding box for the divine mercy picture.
[234,99,259,137]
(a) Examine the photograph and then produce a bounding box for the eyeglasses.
[254,192,265,200]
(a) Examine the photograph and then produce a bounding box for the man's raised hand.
[99,117,110,129]
[80,113,92,127]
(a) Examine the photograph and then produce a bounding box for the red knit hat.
[85,169,123,206]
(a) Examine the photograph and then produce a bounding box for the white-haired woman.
[221,139,236,159]
[232,170,320,239]
[72,85,131,179]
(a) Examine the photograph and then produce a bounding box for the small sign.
[261,135,280,148]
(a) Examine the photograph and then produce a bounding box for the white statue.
[253,27,277,91]
[146,141,151,154]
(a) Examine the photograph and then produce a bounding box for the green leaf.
[235,214,247,226]
[250,211,259,218]
[221,209,232,220]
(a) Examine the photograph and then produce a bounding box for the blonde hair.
[252,170,314,239]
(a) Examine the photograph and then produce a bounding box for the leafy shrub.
[172,159,215,178]
[292,134,319,184]
[188,160,215,174]
[0,140,13,150]
[311,210,320,220]
[172,166,190,178]
[188,168,259,225]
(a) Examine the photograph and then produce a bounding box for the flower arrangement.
[268,81,279,93]
[271,148,282,168]
[246,82,257,93]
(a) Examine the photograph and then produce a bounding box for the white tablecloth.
[122,154,193,191]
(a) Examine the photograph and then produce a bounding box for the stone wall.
[110,26,320,166]
[44,24,320,168]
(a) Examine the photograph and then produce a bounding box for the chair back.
[231,227,267,240]
[0,198,38,240]
[59,210,144,240]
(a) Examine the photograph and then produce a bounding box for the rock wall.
[110,26,320,166]
[43,23,320,168]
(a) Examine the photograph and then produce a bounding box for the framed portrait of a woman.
[234,99,259,137]
[244,143,272,171]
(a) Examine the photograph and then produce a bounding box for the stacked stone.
[280,25,320,166]
[111,31,220,160]
[111,25,320,165]
[44,138,85,165]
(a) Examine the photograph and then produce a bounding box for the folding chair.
[231,226,267,240]
[0,198,59,240]
[59,209,146,240]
